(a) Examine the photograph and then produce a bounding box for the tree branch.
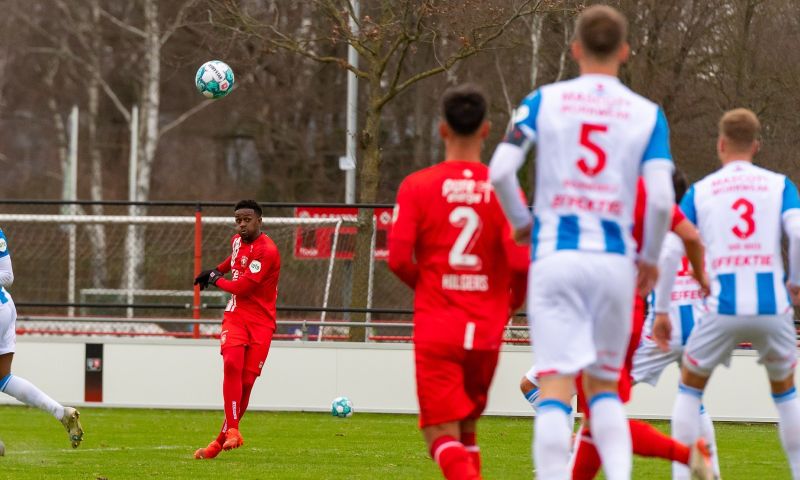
[159,97,217,137]
[99,7,146,38]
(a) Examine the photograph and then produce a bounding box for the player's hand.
[635,260,659,297]
[193,269,214,291]
[652,312,672,352]
[512,222,533,245]
[696,271,711,298]
[787,282,800,306]
[207,269,224,287]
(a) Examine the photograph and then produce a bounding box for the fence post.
[192,204,203,339]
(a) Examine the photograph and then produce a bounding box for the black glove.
[207,269,224,287]
[194,269,214,291]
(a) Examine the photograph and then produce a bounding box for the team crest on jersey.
[249,260,261,273]
[240,256,248,267]
[221,330,228,345]
[0,239,6,253]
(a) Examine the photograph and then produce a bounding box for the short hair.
[719,108,760,151]
[672,168,689,204]
[575,5,628,59]
[234,199,262,217]
[441,83,487,136]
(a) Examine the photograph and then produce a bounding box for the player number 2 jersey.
[512,75,672,259]
[390,161,529,350]
[681,161,800,315]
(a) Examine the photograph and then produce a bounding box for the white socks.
[671,383,703,480]
[700,405,720,477]
[534,399,573,480]
[774,387,800,479]
[0,374,65,420]
[588,393,631,480]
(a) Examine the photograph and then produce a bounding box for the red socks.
[222,347,245,432]
[571,428,602,480]
[461,431,481,474]
[572,420,691,478]
[430,435,481,480]
[629,419,690,464]
[216,356,258,446]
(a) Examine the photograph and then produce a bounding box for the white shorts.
[684,312,797,381]
[631,338,683,386]
[529,251,635,381]
[0,300,15,355]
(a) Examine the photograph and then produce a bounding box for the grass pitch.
[0,405,791,479]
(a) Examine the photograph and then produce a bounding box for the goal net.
[0,210,378,338]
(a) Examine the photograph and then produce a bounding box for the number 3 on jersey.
[449,206,482,270]
[731,197,755,239]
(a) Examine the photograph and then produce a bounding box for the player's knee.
[520,376,535,395]
[223,358,243,377]
[770,372,795,396]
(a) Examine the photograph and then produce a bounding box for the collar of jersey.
[579,73,621,82]
[723,159,753,169]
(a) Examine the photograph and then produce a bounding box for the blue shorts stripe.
[717,273,736,315]
[588,392,620,408]
[0,288,6,304]
[756,272,777,315]
[555,215,580,251]
[678,305,695,345]
[601,220,625,254]
[538,399,572,415]
[0,374,12,392]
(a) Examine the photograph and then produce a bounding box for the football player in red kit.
[193,200,281,459]
[388,84,529,480]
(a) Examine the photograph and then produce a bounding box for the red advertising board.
[294,207,393,260]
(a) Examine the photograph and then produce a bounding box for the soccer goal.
[0,211,364,338]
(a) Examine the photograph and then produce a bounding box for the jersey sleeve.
[389,178,420,245]
[216,255,232,274]
[0,229,9,259]
[679,185,697,224]
[641,107,673,165]
[782,177,800,216]
[507,89,542,147]
[670,204,686,231]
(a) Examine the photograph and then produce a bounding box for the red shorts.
[577,294,646,418]
[220,314,275,377]
[415,342,499,428]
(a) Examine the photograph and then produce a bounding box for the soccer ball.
[331,396,353,418]
[195,60,235,99]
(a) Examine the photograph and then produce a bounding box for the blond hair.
[719,108,760,151]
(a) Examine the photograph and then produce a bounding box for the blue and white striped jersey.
[681,161,800,316]
[511,74,673,260]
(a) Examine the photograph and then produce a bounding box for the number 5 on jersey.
[449,206,482,270]
[577,123,608,177]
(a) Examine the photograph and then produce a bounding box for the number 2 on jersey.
[448,206,482,270]
[731,197,755,239]
[576,123,608,177]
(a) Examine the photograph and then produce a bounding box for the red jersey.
[215,233,281,328]
[389,161,530,350]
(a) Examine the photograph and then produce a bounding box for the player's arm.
[214,245,276,296]
[216,256,232,274]
[501,201,531,314]
[781,178,800,305]
[194,255,232,290]
[489,91,540,242]
[388,179,420,288]
[638,108,676,294]
[0,231,13,287]
[651,232,684,351]
[671,208,708,294]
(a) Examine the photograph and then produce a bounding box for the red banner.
[294,207,393,260]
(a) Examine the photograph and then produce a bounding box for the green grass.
[0,406,792,479]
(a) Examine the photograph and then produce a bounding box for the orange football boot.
[194,440,223,459]
[222,428,244,450]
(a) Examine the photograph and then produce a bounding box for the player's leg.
[520,367,540,410]
[459,419,479,474]
[416,341,479,480]
[759,314,800,479]
[699,405,721,478]
[582,256,635,480]
[570,420,602,480]
[671,313,734,480]
[459,348,500,475]
[220,344,246,450]
[0,305,82,448]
